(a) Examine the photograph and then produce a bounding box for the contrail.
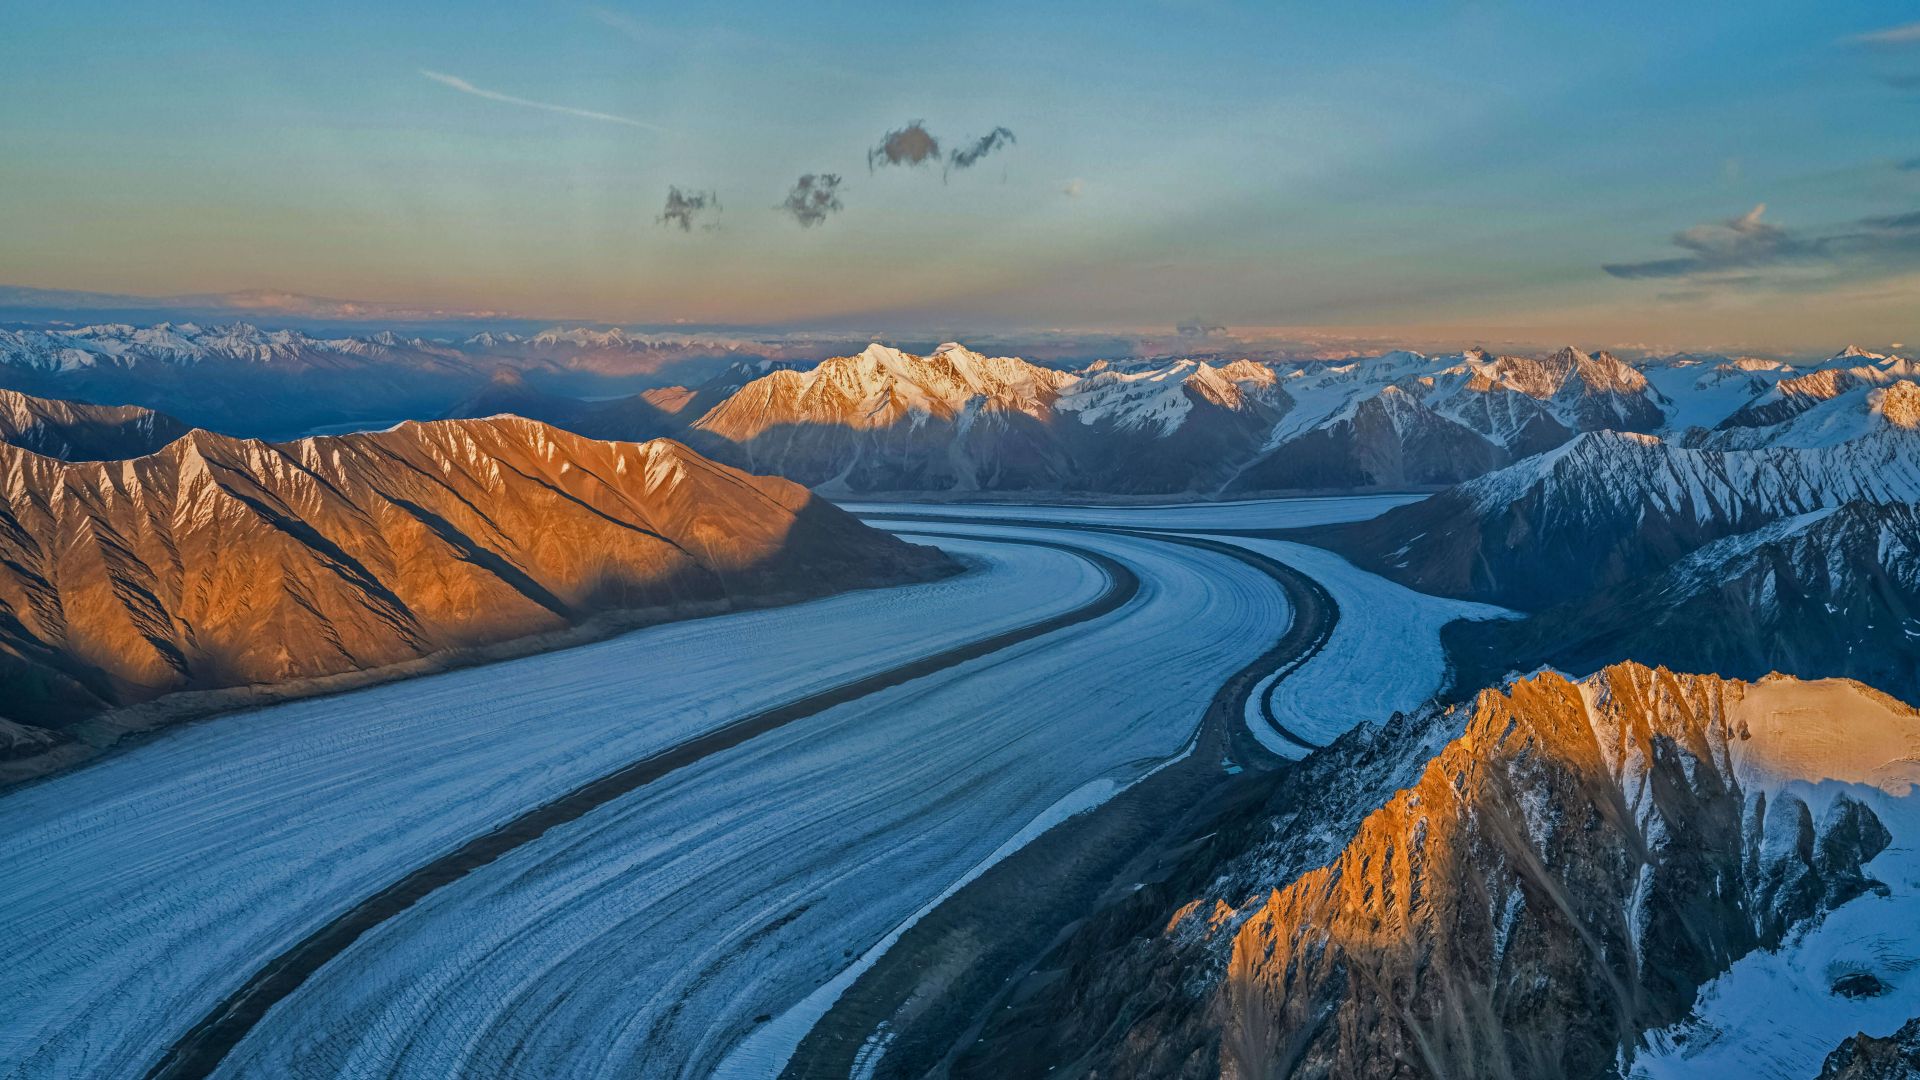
[420,69,666,132]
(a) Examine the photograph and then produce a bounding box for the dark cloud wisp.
[777,174,845,227]
[1602,202,1920,286]
[869,122,941,171]
[947,127,1016,173]
[658,186,719,231]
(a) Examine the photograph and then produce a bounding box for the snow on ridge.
[1628,671,1920,1080]
[1055,357,1283,434]
[1458,425,1920,524]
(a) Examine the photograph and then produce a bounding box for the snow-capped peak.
[1872,380,1920,431]
[1835,344,1891,362]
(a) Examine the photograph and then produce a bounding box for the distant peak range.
[1330,415,1920,610]
[0,320,848,439]
[1,320,1915,495]
[0,388,189,461]
[1308,371,1920,704]
[0,407,954,778]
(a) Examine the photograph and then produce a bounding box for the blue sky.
[2,1,1917,350]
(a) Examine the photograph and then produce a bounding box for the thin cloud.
[1603,202,1920,288]
[583,6,648,43]
[869,122,941,171]
[420,69,666,132]
[658,187,719,231]
[1848,21,1920,47]
[777,174,844,227]
[1062,178,1085,198]
[947,127,1016,173]
[1177,318,1227,339]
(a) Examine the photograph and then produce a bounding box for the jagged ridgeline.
[0,409,954,773]
[7,324,1915,497]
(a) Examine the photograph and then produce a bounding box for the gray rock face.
[1445,499,1920,707]
[1320,427,1920,609]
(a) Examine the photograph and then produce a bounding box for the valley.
[0,496,1451,1078]
[4,337,1918,1079]
[9,9,1916,1074]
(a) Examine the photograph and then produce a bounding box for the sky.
[2,1,1918,353]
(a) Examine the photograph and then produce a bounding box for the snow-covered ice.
[0,494,1490,1079]
[1630,690,1920,1080]
[0,538,1105,1078]
[210,523,1291,1078]
[1209,536,1514,756]
[838,491,1426,531]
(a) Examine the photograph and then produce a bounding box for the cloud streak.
[420,70,665,132]
[1602,202,1920,288]
[947,127,1016,173]
[1847,21,1920,47]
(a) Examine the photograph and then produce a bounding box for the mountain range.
[0,322,831,436]
[0,410,953,776]
[5,323,1913,496]
[4,319,1919,1074]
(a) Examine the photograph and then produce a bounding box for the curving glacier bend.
[0,496,1478,1079]
[212,525,1290,1078]
[0,537,1102,1078]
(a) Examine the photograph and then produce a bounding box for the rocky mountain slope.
[1447,498,1920,706]
[1053,359,1294,491]
[687,342,1083,492]
[0,417,953,769]
[1318,407,1920,609]
[0,323,489,436]
[1222,346,1672,492]
[682,342,1687,495]
[958,663,1917,1080]
[1815,1017,1920,1079]
[0,388,189,460]
[1699,352,1920,450]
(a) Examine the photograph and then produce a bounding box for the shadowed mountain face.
[0,323,802,436]
[441,367,709,443]
[1318,424,1920,610]
[1447,499,1920,705]
[0,389,190,460]
[960,664,1913,1080]
[1227,385,1509,490]
[0,417,955,760]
